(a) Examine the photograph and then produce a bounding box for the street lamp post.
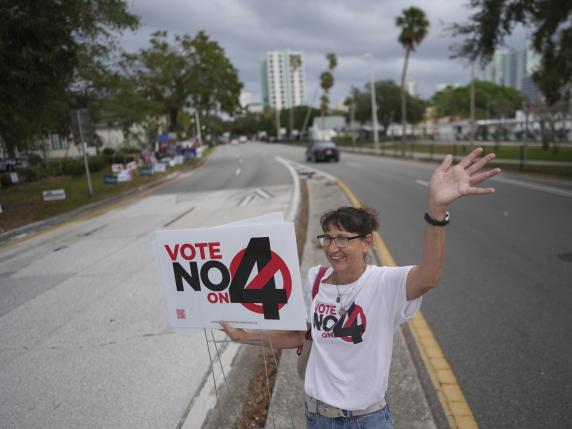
[365,53,380,151]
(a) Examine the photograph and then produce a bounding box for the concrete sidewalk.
[265,163,438,428]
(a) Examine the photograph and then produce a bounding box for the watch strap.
[424,211,450,226]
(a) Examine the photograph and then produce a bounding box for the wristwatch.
[424,211,450,226]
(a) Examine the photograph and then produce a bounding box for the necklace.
[332,265,367,317]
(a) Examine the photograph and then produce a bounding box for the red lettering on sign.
[180,244,196,260]
[209,242,222,259]
[195,242,208,259]
[165,242,223,261]
[165,244,179,261]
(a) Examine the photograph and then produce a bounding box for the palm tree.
[320,53,337,138]
[396,7,429,152]
[289,54,302,140]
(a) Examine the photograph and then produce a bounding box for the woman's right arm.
[220,321,306,349]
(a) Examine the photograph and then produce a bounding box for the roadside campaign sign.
[153,213,306,332]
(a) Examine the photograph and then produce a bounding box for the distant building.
[405,78,419,97]
[521,76,543,102]
[239,92,252,109]
[333,98,349,112]
[482,42,543,100]
[246,102,263,113]
[435,83,461,92]
[261,50,305,109]
[311,115,346,141]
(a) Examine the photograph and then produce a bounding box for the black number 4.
[229,237,288,319]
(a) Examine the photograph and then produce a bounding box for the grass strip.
[0,149,211,232]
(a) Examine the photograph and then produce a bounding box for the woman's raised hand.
[428,147,501,211]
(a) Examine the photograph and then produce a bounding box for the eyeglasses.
[317,234,365,248]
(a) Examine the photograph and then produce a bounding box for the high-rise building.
[482,42,542,100]
[405,78,419,98]
[261,50,305,109]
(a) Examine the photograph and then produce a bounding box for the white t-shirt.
[303,264,421,411]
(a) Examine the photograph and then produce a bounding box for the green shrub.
[26,153,44,166]
[89,156,105,173]
[102,147,115,156]
[112,153,134,164]
[61,159,85,176]
[122,146,141,154]
[61,156,106,176]
[15,166,43,182]
[45,162,63,177]
[0,173,12,188]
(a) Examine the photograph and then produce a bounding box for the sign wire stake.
[204,329,225,427]
[211,330,241,428]
[261,335,277,429]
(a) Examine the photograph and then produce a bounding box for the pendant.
[336,296,340,303]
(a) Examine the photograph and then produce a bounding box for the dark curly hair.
[320,206,379,236]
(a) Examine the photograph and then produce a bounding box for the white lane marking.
[416,179,429,187]
[235,168,241,176]
[493,176,572,199]
[347,162,361,168]
[274,156,301,222]
[238,158,243,164]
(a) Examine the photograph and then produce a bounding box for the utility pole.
[365,53,379,151]
[351,93,357,146]
[275,107,281,141]
[194,110,203,146]
[75,109,93,196]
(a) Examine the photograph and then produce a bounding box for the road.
[1,141,570,428]
[0,143,293,428]
[274,143,572,428]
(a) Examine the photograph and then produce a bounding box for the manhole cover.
[557,252,572,263]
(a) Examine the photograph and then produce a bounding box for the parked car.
[306,141,339,162]
[238,136,248,143]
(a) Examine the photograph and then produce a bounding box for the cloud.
[119,0,527,104]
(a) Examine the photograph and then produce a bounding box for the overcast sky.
[120,0,527,106]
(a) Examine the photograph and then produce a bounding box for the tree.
[430,81,524,119]
[319,53,338,132]
[352,80,425,136]
[0,0,139,156]
[395,7,429,145]
[115,31,242,137]
[449,0,572,105]
[288,54,302,140]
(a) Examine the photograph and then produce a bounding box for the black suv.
[306,141,339,162]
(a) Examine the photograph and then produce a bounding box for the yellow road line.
[336,177,478,429]
[0,150,214,251]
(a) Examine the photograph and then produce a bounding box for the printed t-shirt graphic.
[303,265,422,411]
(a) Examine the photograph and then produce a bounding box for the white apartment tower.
[261,50,305,109]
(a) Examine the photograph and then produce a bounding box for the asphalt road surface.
[1,142,570,428]
[273,142,572,428]
[0,144,295,428]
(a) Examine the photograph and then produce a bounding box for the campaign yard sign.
[154,218,306,332]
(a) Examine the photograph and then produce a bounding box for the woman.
[221,148,501,428]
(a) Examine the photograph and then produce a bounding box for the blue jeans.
[305,403,393,429]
